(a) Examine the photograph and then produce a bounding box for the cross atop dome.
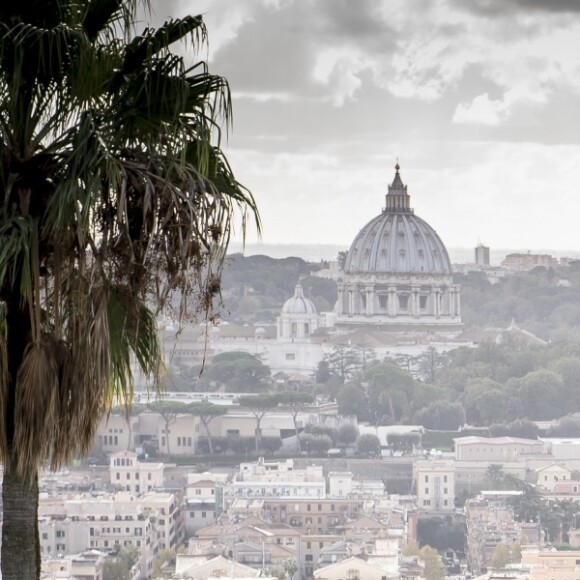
[386,162,412,213]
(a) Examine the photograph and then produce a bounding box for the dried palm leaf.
[13,338,60,478]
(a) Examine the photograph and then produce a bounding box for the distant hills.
[228,242,580,266]
[220,252,580,342]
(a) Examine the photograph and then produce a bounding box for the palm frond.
[13,338,60,478]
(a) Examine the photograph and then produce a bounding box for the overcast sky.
[152,0,580,257]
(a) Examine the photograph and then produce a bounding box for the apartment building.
[109,450,164,494]
[414,459,455,511]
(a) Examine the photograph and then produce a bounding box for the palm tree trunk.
[1,456,40,579]
[1,290,39,578]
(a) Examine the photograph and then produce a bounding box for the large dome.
[344,165,451,275]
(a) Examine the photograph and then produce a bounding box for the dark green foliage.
[414,401,465,431]
[198,352,271,392]
[299,433,333,455]
[304,424,338,445]
[196,436,228,455]
[489,420,539,439]
[548,417,580,437]
[356,433,381,456]
[456,267,580,342]
[228,436,255,454]
[386,432,421,454]
[219,255,325,323]
[337,423,359,445]
[417,516,466,554]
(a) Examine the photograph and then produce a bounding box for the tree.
[365,363,414,424]
[489,544,510,569]
[485,464,505,489]
[283,557,298,580]
[200,351,271,392]
[0,3,258,577]
[148,401,189,456]
[404,543,445,580]
[414,401,466,430]
[356,433,381,456]
[239,394,280,451]
[337,423,359,446]
[336,384,368,420]
[387,432,421,454]
[277,391,314,452]
[188,402,227,455]
[103,546,139,580]
[325,344,362,383]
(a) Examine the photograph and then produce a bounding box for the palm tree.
[0,1,259,578]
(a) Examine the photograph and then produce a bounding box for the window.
[443,475,448,483]
[318,504,322,511]
[307,542,311,549]
[305,555,313,562]
[399,295,409,310]
[424,488,429,495]
[444,488,448,495]
[285,353,296,361]
[424,475,429,483]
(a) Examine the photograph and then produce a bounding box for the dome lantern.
[385,163,412,214]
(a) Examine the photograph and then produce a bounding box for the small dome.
[344,165,451,275]
[282,284,317,315]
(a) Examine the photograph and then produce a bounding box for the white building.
[414,459,455,511]
[109,450,164,493]
[454,436,545,461]
[223,458,326,508]
[535,463,573,491]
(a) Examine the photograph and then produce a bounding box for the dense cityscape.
[16,167,580,579]
[1,1,579,580]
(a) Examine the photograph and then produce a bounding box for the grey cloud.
[450,0,580,16]
[210,0,396,97]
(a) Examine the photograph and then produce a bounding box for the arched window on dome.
[399,295,409,311]
[304,323,310,335]
[291,323,297,337]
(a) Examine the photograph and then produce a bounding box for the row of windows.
[423,499,449,506]
[424,487,449,495]
[90,526,145,536]
[177,436,193,447]
[424,475,449,483]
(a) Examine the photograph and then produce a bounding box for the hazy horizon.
[228,242,580,266]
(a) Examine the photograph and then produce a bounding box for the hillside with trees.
[220,254,580,342]
[320,340,580,428]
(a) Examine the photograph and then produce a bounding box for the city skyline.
[153,0,580,253]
